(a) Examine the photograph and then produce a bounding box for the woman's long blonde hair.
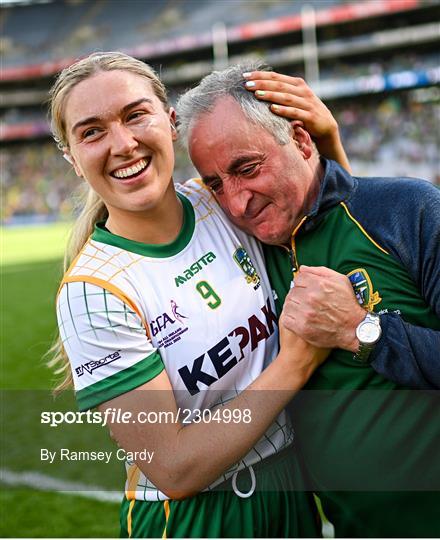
[47,52,169,392]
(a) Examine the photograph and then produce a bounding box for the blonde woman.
[50,52,345,538]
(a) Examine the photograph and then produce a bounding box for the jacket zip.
[289,215,308,283]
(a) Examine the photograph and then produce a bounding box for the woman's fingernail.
[255,90,266,96]
[271,104,279,110]
[245,81,256,87]
[242,72,252,78]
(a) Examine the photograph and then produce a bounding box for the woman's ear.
[63,148,83,177]
[169,108,178,141]
[291,123,313,160]
[62,152,73,165]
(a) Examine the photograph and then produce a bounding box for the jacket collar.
[301,158,355,233]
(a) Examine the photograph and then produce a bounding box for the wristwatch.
[354,311,382,363]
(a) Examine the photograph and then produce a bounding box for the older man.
[177,64,440,537]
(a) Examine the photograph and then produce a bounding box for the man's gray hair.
[176,61,292,149]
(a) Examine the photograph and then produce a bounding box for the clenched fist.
[281,265,366,352]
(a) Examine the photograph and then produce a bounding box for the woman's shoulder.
[178,178,219,206]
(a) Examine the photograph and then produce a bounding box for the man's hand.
[281,265,366,352]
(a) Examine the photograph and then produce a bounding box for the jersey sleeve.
[57,281,164,411]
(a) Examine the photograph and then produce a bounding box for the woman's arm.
[100,322,328,499]
[243,70,351,173]
[58,281,327,499]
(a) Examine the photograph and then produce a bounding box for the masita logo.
[76,350,121,377]
[175,251,216,287]
[178,297,277,395]
[348,268,382,311]
[233,247,261,290]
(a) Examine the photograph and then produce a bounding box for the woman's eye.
[127,111,146,121]
[83,127,100,139]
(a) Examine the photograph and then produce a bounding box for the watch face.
[358,321,380,344]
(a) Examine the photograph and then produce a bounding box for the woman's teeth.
[113,158,149,179]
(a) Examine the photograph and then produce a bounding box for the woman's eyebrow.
[71,98,154,134]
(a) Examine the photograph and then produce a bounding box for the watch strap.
[355,341,374,363]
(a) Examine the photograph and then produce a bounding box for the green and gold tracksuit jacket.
[264,159,440,537]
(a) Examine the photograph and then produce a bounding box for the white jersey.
[57,179,294,501]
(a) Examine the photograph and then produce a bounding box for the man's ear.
[169,108,178,141]
[63,148,82,177]
[291,123,313,160]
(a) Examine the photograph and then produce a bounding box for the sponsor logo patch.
[150,301,189,349]
[174,252,216,287]
[233,247,261,290]
[170,299,188,325]
[76,350,121,377]
[347,268,381,310]
[178,296,277,395]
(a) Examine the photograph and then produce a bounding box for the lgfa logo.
[150,300,189,337]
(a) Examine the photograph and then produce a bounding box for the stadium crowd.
[1,91,438,224]
[0,140,195,224]
[1,143,77,223]
[333,90,439,180]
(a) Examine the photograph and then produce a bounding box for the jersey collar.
[91,192,195,258]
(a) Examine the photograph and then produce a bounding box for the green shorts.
[120,445,320,538]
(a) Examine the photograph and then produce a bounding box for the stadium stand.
[1,0,346,67]
[1,0,439,223]
[335,89,440,181]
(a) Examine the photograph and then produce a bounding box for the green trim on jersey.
[77,351,163,411]
[91,193,195,258]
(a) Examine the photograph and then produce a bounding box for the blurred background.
[1,0,439,226]
[0,0,439,537]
